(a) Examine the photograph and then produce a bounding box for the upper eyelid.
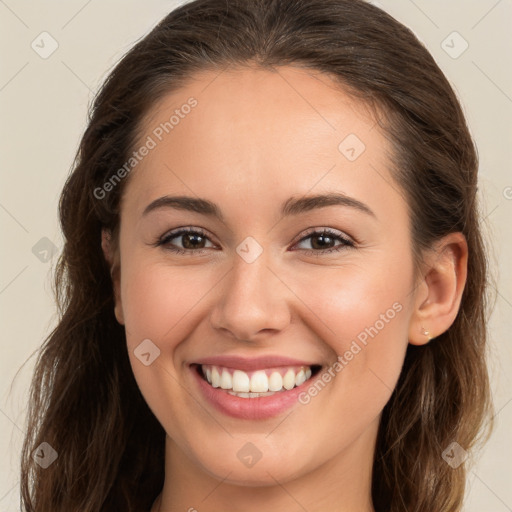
[293,226,354,244]
[160,226,217,243]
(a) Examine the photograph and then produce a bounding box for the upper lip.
[192,355,320,372]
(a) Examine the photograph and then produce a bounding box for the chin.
[188,441,311,487]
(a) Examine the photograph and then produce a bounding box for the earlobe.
[408,232,468,346]
[419,326,433,341]
[101,228,125,325]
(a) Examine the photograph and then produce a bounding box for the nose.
[209,251,292,343]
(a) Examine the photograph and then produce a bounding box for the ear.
[408,232,468,345]
[101,228,125,325]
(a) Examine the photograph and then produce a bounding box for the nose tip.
[209,259,291,343]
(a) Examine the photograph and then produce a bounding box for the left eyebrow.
[141,192,376,221]
[281,192,376,218]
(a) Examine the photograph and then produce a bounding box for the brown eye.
[157,228,215,255]
[293,229,354,255]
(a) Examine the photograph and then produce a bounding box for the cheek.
[120,260,214,342]
[296,259,411,400]
[119,261,217,438]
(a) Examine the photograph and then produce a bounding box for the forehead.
[123,65,403,222]
[139,65,379,158]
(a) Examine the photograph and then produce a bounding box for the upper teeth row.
[202,365,313,393]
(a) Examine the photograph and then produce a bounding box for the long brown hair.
[18,0,494,510]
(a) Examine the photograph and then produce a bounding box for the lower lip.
[191,365,318,420]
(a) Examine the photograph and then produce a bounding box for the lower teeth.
[226,390,278,398]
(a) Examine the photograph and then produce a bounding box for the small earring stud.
[421,327,432,341]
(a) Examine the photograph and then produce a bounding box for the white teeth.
[211,367,221,388]
[232,370,250,392]
[295,369,306,387]
[282,369,296,390]
[220,369,232,389]
[228,390,276,398]
[250,371,269,392]
[201,364,317,395]
[268,371,283,392]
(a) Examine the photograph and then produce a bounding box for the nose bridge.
[210,243,291,341]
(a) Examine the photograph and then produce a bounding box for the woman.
[19,0,494,510]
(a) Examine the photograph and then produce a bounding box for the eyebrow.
[142,192,376,221]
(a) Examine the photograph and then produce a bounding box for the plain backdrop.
[1,0,511,510]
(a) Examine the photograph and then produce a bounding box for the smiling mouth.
[193,363,322,398]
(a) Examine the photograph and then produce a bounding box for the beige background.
[1,0,511,510]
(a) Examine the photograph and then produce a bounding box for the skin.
[101,65,468,512]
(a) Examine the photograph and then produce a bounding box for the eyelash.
[154,226,355,256]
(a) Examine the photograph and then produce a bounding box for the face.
[112,65,419,486]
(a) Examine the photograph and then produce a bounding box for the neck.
[153,417,379,512]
